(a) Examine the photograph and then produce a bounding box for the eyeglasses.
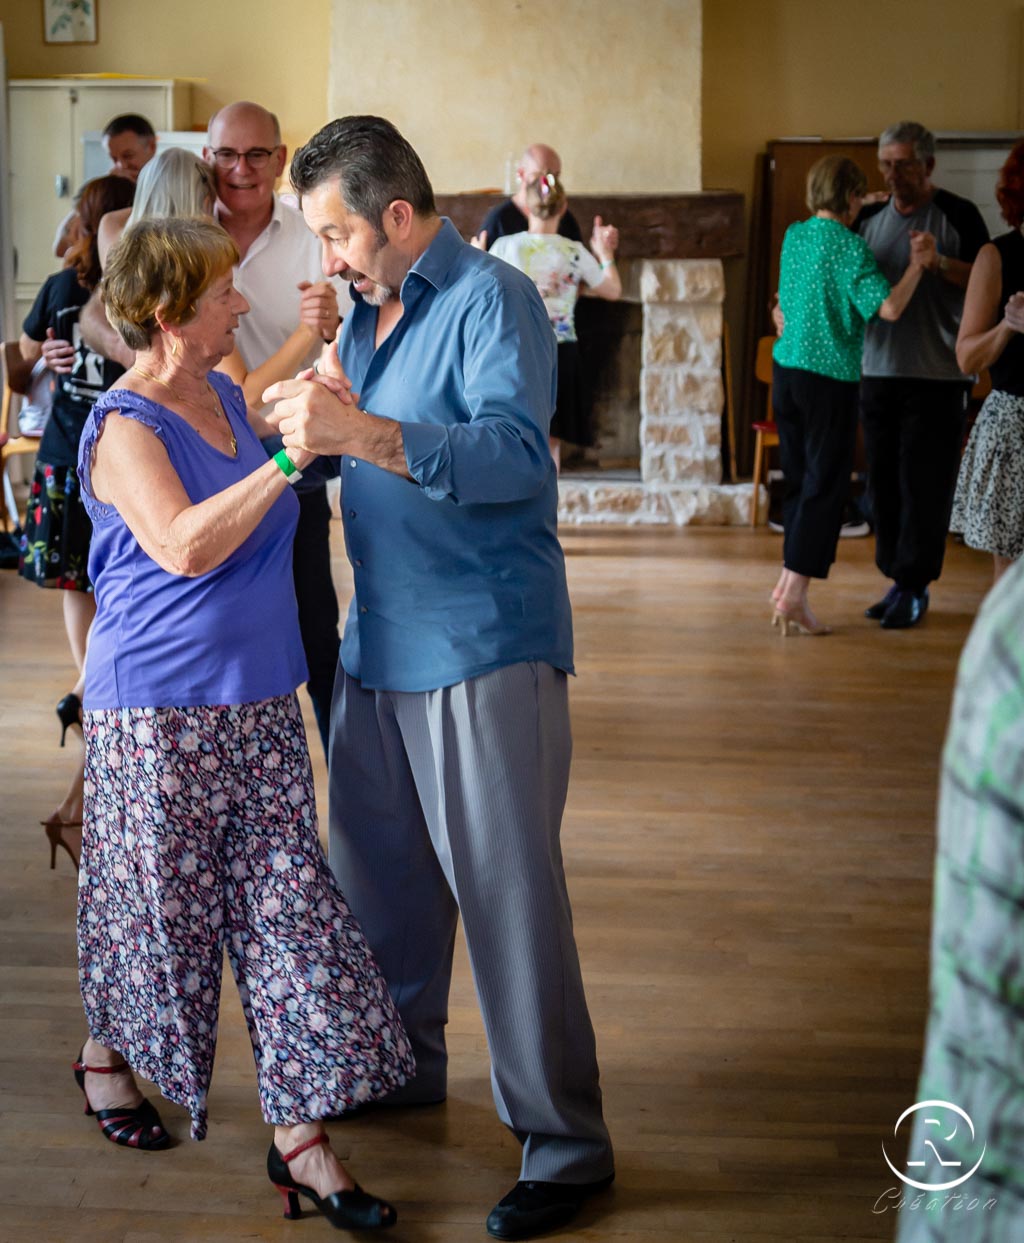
[210,146,280,170]
[878,159,922,174]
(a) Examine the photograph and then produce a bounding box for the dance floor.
[0,521,992,1241]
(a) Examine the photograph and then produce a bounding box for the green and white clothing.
[490,232,604,343]
[773,216,891,382]
[897,562,1024,1240]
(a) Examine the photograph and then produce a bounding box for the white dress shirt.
[225,195,350,372]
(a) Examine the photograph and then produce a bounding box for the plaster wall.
[328,0,702,194]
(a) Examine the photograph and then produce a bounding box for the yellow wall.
[703,0,1024,469]
[703,0,1022,199]
[328,0,702,194]
[0,0,332,162]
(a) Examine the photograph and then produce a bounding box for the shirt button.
[355,559,363,567]
[348,510,357,518]
[349,459,358,468]
[360,605,368,614]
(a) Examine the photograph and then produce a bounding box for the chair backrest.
[1,341,36,440]
[755,335,776,422]
[3,341,33,397]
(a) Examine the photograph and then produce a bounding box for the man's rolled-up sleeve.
[401,283,557,505]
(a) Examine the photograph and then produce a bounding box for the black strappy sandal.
[72,1046,171,1150]
[267,1132,396,1229]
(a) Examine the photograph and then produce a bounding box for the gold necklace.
[133,364,238,457]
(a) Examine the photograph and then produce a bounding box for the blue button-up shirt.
[337,217,573,692]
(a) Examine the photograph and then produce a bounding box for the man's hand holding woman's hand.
[263,337,360,456]
[909,230,938,270]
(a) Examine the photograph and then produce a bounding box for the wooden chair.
[749,335,778,525]
[1,340,42,533]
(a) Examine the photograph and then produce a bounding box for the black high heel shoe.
[72,1046,171,1150]
[56,693,83,747]
[267,1133,396,1229]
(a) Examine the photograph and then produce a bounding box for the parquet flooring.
[0,523,992,1242]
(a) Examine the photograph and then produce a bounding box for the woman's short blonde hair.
[806,155,868,216]
[103,217,239,351]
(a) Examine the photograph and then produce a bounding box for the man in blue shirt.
[264,116,613,1241]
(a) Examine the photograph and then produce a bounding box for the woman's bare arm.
[89,413,312,577]
[956,243,1015,373]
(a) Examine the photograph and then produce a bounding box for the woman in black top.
[952,140,1024,585]
[18,174,135,864]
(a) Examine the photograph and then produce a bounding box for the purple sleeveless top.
[78,370,308,709]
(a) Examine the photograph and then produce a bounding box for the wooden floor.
[0,523,992,1243]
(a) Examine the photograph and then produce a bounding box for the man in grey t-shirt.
[857,120,988,629]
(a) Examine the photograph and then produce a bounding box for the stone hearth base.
[558,478,754,525]
[556,258,754,526]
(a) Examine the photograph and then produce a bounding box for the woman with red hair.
[952,140,1024,583]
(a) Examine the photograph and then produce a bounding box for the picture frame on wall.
[43,0,98,44]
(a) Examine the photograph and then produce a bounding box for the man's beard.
[353,275,397,307]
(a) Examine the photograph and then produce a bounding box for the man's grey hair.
[290,116,436,239]
[878,121,935,162]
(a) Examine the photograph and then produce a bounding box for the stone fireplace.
[437,191,752,525]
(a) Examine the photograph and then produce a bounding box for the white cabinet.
[9,78,191,318]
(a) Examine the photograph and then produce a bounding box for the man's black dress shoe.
[865,585,899,620]
[880,587,929,629]
[486,1174,614,1240]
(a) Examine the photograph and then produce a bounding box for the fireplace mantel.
[436,191,744,260]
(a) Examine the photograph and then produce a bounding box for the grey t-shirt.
[857,189,988,382]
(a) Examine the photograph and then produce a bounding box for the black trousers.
[292,485,341,759]
[773,364,859,580]
[860,378,968,594]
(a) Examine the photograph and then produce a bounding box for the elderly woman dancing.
[72,216,412,1229]
[771,155,928,634]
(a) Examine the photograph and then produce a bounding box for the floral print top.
[490,233,605,343]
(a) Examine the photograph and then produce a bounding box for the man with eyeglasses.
[856,120,989,629]
[205,101,346,756]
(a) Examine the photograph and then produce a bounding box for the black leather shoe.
[486,1174,614,1240]
[864,585,898,620]
[880,587,929,629]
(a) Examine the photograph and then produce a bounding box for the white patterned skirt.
[950,388,1024,560]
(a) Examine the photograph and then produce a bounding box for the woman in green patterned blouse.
[771,155,927,635]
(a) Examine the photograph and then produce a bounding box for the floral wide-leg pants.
[78,693,414,1139]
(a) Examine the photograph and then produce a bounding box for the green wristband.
[273,449,302,484]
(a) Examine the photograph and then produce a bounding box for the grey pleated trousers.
[328,660,614,1183]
